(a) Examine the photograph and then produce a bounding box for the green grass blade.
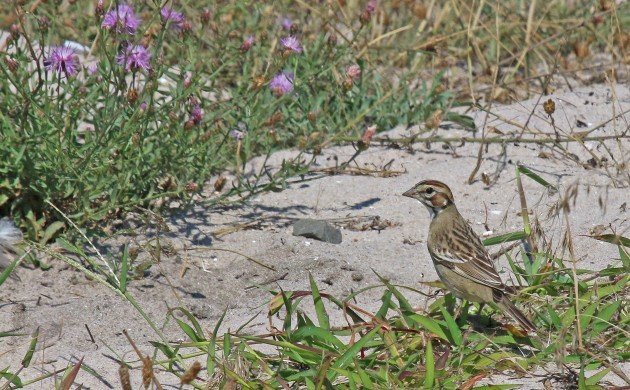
[119,244,129,293]
[516,165,556,190]
[21,327,39,368]
[309,272,330,331]
[407,314,449,341]
[329,327,380,380]
[482,230,527,246]
[588,234,630,247]
[424,337,434,389]
[292,325,345,350]
[439,306,462,346]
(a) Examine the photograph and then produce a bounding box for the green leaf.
[547,305,562,330]
[41,221,65,244]
[292,325,345,350]
[439,306,462,346]
[374,270,413,313]
[591,300,621,334]
[375,290,392,320]
[619,245,630,271]
[309,273,330,331]
[176,319,200,343]
[329,327,380,381]
[579,301,598,332]
[0,252,22,286]
[21,327,39,368]
[149,341,176,359]
[482,230,527,246]
[588,234,630,247]
[407,314,449,341]
[585,368,610,386]
[0,368,23,388]
[424,337,434,389]
[516,165,556,190]
[119,244,129,293]
[173,307,206,341]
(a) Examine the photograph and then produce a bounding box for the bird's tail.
[496,295,537,334]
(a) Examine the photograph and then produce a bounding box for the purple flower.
[280,36,302,53]
[161,7,185,29]
[366,0,377,13]
[240,35,255,52]
[269,71,294,96]
[280,17,293,30]
[346,64,361,81]
[229,122,248,140]
[44,45,80,77]
[116,45,151,72]
[101,4,140,35]
[86,62,99,75]
[190,105,203,125]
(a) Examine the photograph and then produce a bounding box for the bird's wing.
[430,219,505,289]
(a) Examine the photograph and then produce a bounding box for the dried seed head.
[181,361,202,384]
[214,176,227,192]
[95,0,104,17]
[9,24,20,41]
[252,75,265,90]
[38,16,50,33]
[412,4,427,19]
[119,363,132,390]
[141,356,153,389]
[265,111,283,126]
[543,98,555,115]
[425,109,443,129]
[573,41,589,59]
[201,9,211,23]
[4,57,19,73]
[327,33,337,46]
[126,88,138,104]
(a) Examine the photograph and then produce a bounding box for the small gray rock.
[293,219,342,244]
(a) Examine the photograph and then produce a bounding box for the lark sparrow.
[403,180,537,333]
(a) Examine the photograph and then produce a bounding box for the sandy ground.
[0,83,628,388]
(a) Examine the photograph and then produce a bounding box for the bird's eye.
[425,187,434,195]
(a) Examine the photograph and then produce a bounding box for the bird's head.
[403,180,455,218]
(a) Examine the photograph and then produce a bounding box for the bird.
[403,179,537,333]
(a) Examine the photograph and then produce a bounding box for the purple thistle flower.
[346,64,361,81]
[240,35,255,52]
[366,0,377,13]
[280,36,302,53]
[229,122,248,140]
[190,105,203,125]
[86,62,99,75]
[44,45,80,77]
[101,4,140,35]
[116,45,151,72]
[280,17,293,30]
[269,71,294,96]
[161,7,185,30]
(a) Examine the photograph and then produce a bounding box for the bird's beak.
[402,188,415,198]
